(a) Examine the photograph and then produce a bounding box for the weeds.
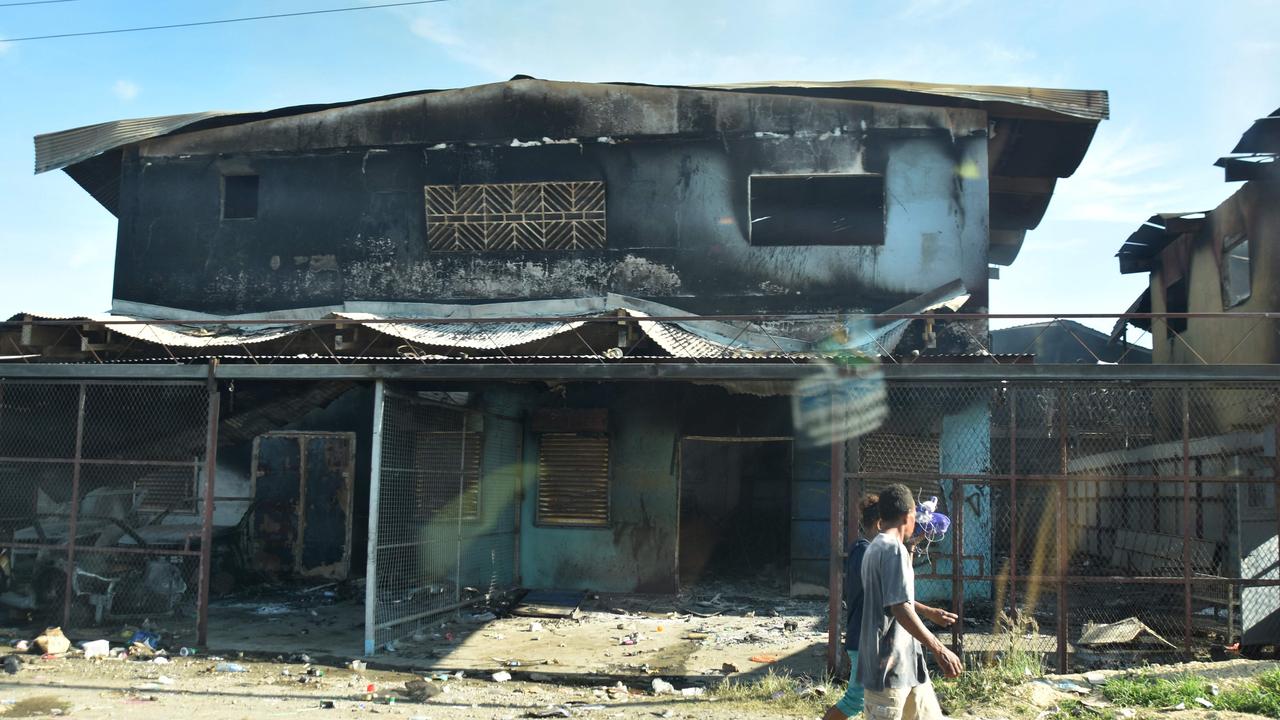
[712,669,838,715]
[1101,669,1280,719]
[936,609,1046,713]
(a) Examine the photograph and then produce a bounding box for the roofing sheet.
[35,77,1108,175]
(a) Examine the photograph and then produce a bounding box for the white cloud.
[895,0,975,22]
[409,17,463,47]
[1046,126,1194,224]
[113,79,140,101]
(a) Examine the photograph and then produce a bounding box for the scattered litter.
[320,700,335,709]
[1118,710,1136,719]
[1055,681,1091,695]
[4,656,20,675]
[215,662,247,673]
[13,641,28,652]
[721,662,739,674]
[1160,703,1186,712]
[526,708,572,718]
[156,675,174,685]
[153,656,170,665]
[349,660,367,672]
[82,639,110,659]
[651,678,674,695]
[129,630,160,650]
[512,589,585,619]
[492,671,512,683]
[402,679,442,702]
[749,654,779,663]
[1209,683,1221,696]
[35,628,71,656]
[783,620,798,633]
[1195,698,1214,709]
[529,622,544,633]
[255,604,291,615]
[472,611,498,622]
[680,687,705,697]
[1078,617,1176,649]
[1084,671,1107,685]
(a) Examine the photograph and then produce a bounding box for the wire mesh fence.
[0,380,214,641]
[845,380,1280,672]
[368,383,520,652]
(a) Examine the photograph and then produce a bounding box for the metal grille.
[368,384,519,652]
[426,181,607,251]
[835,380,1280,672]
[536,433,610,527]
[0,380,214,643]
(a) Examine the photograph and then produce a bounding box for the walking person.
[824,493,881,720]
[858,484,962,720]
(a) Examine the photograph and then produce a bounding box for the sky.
[0,0,1277,329]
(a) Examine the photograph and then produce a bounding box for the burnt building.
[4,77,1105,654]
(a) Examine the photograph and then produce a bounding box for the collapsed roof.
[35,76,1108,267]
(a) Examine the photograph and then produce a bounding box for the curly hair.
[859,493,880,530]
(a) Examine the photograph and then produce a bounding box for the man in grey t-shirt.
[858,484,962,720]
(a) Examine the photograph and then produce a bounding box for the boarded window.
[222,175,259,219]
[749,174,884,246]
[414,431,482,520]
[1221,234,1251,309]
[536,433,610,527]
[426,181,606,251]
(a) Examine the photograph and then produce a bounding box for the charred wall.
[113,92,990,316]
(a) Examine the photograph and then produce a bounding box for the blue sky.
[1,0,1277,328]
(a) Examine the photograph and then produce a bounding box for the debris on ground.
[34,627,70,656]
[1077,617,1176,649]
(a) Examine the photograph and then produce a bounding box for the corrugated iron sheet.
[34,112,239,174]
[35,77,1108,175]
[695,79,1109,121]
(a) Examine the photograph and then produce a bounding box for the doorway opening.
[678,438,792,587]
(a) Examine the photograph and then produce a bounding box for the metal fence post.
[364,379,386,656]
[1055,387,1068,673]
[827,398,846,676]
[951,478,963,654]
[1009,387,1018,611]
[1181,386,1192,654]
[197,361,220,646]
[62,383,86,629]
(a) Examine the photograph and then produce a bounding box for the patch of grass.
[712,669,838,715]
[1101,669,1280,719]
[936,610,1047,713]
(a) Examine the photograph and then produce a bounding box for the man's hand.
[931,643,963,679]
[916,604,958,627]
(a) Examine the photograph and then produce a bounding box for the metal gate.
[365,381,521,654]
[0,379,218,643]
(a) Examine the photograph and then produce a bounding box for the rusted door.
[251,432,356,580]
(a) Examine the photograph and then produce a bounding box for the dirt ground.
[205,580,830,681]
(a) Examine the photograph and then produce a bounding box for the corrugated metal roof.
[35,76,1108,175]
[694,79,1109,121]
[1114,212,1206,274]
[34,112,238,174]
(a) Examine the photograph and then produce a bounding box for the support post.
[197,360,220,646]
[364,379,386,656]
[1181,387,1192,654]
[1055,388,1068,674]
[62,383,86,629]
[827,415,846,676]
[1009,388,1018,611]
[951,479,964,654]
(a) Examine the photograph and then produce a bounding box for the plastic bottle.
[179,647,198,657]
[215,662,247,673]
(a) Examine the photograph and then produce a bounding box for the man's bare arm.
[913,602,958,627]
[890,602,962,678]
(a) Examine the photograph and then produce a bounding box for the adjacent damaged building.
[2,77,1106,653]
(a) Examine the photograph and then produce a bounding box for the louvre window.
[536,433,610,527]
[414,430,482,520]
[426,181,606,251]
[1221,234,1251,309]
[749,174,885,246]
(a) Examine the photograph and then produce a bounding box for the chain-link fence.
[0,380,215,641]
[367,383,520,652]
[844,381,1280,672]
